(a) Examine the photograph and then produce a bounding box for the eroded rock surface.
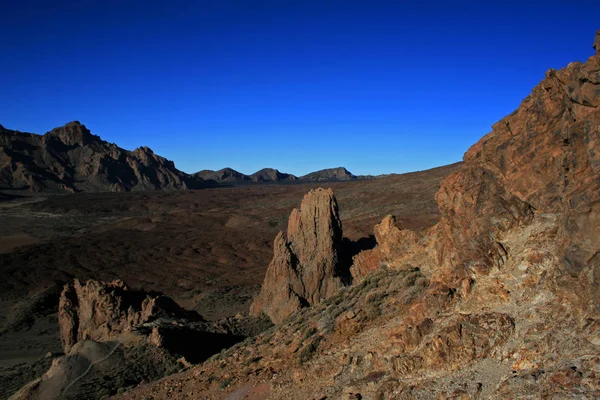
[350,215,425,282]
[58,279,192,353]
[250,188,348,323]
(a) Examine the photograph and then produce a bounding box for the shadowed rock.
[0,121,201,192]
[250,188,348,323]
[58,279,197,353]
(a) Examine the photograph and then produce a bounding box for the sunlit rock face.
[250,188,347,323]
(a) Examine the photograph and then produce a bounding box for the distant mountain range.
[0,121,404,193]
[194,166,367,184]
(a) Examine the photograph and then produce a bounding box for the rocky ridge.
[194,166,363,184]
[110,31,600,400]
[0,121,201,192]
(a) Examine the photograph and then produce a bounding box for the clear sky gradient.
[1,1,599,175]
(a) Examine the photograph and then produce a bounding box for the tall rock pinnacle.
[250,188,347,323]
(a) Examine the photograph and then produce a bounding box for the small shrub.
[297,336,322,364]
[364,303,382,320]
[365,288,387,305]
[317,313,334,334]
[300,325,317,340]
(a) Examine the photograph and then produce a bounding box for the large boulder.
[250,188,347,323]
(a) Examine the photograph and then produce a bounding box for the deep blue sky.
[1,1,599,175]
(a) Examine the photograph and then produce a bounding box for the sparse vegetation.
[297,336,323,365]
[219,377,233,389]
[245,265,433,371]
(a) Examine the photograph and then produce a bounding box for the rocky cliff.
[250,188,348,323]
[0,121,200,192]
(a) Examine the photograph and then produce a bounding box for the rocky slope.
[0,121,201,192]
[109,30,600,400]
[250,188,348,323]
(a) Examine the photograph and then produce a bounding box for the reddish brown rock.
[433,47,600,283]
[250,188,347,323]
[350,215,423,282]
[58,279,189,353]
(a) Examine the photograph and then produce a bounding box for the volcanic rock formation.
[58,279,194,353]
[250,188,348,323]
[0,121,200,192]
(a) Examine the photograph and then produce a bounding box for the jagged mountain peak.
[0,122,198,192]
[44,121,100,147]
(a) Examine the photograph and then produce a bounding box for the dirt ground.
[0,162,460,396]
